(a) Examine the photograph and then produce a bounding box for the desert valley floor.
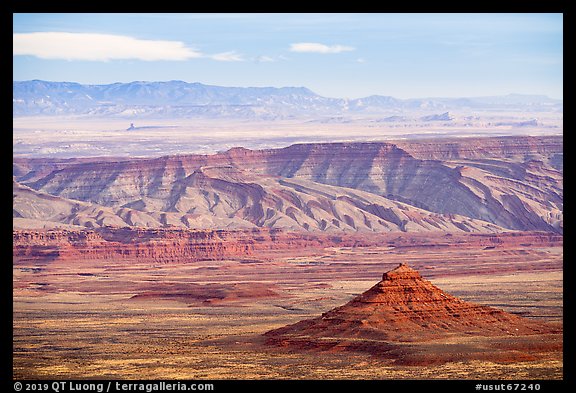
[13,232,563,379]
[12,24,565,380]
[13,134,563,380]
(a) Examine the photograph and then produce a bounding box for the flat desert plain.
[13,234,563,379]
[13,116,562,158]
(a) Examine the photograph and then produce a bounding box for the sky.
[13,13,563,99]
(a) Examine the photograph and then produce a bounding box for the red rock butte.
[265,263,558,345]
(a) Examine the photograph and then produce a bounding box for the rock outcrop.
[13,228,562,265]
[13,228,255,263]
[12,227,371,264]
[130,282,280,305]
[264,264,560,364]
[268,264,554,341]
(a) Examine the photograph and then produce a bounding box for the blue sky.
[13,13,563,99]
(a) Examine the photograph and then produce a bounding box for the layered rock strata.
[266,264,555,345]
[13,137,563,233]
[13,228,562,264]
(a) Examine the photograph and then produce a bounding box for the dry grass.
[13,239,563,379]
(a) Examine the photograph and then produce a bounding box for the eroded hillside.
[13,136,562,233]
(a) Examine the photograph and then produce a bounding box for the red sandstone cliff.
[13,227,562,264]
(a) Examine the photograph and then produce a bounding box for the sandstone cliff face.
[12,227,365,263]
[396,136,563,164]
[13,228,562,265]
[13,228,253,263]
[14,136,562,233]
[245,139,562,232]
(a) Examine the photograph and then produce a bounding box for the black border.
[8,1,568,13]
[8,3,570,391]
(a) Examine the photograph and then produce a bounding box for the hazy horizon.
[13,13,563,100]
[12,12,564,384]
[12,78,563,101]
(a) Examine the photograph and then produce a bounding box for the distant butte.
[264,263,561,365]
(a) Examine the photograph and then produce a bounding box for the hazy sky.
[13,13,563,99]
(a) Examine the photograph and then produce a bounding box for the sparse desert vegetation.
[12,16,563,380]
[13,233,562,379]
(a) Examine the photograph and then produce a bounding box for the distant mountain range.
[13,80,563,119]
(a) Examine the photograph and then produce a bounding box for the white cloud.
[289,42,355,54]
[209,51,245,62]
[13,32,203,61]
[255,55,275,63]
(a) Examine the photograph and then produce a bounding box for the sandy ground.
[13,239,562,379]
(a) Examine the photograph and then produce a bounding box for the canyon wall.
[13,227,563,264]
